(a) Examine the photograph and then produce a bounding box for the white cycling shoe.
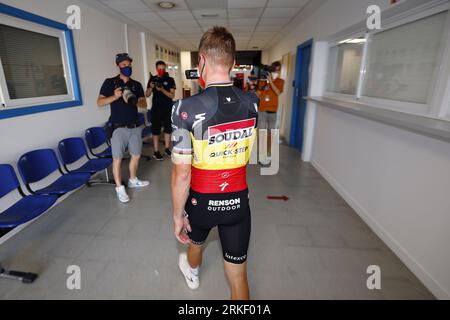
[179,252,200,290]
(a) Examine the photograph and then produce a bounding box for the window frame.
[0,3,82,120]
[324,31,367,100]
[323,0,450,121]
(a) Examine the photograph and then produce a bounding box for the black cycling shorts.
[185,188,251,264]
[151,107,172,135]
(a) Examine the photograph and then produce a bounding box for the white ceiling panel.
[228,8,264,19]
[198,19,227,27]
[101,0,151,13]
[124,11,160,22]
[267,0,309,8]
[169,20,200,28]
[192,9,227,20]
[177,27,203,35]
[95,0,310,52]
[158,10,195,21]
[142,0,189,11]
[228,18,259,26]
[229,25,255,32]
[255,24,283,32]
[258,18,290,26]
[139,20,169,28]
[253,31,277,37]
[227,0,267,8]
[186,0,227,10]
[263,7,300,18]
[147,26,177,34]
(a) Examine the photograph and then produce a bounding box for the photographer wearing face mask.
[256,61,284,166]
[145,60,176,161]
[97,53,149,204]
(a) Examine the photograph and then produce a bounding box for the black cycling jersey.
[171,82,258,264]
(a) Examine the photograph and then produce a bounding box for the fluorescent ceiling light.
[339,38,366,44]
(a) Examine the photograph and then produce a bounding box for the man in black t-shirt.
[145,60,176,161]
[97,53,149,203]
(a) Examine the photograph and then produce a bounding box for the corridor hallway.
[0,145,434,300]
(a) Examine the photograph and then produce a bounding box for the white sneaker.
[115,185,130,203]
[128,178,150,188]
[179,252,199,290]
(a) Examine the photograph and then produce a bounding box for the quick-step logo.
[208,118,256,146]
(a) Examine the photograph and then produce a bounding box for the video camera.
[185,69,199,80]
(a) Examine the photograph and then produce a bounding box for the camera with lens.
[260,64,276,80]
[149,73,163,88]
[122,86,137,107]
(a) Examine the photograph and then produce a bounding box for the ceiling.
[97,0,310,51]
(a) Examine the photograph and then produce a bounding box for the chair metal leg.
[86,168,115,186]
[0,263,38,284]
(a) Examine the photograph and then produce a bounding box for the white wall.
[0,0,126,164]
[267,0,450,298]
[0,0,181,166]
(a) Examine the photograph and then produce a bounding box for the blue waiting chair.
[0,164,58,283]
[58,138,113,185]
[85,127,112,158]
[139,110,152,140]
[136,113,151,161]
[17,149,91,196]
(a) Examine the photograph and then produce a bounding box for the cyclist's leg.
[185,191,214,269]
[224,260,249,300]
[187,242,203,268]
[218,199,251,300]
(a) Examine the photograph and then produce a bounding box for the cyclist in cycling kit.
[171,26,258,300]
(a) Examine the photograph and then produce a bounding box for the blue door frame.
[289,39,313,153]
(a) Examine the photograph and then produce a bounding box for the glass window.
[0,24,68,100]
[326,37,365,95]
[362,12,447,104]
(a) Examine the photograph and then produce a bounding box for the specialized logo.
[181,112,188,120]
[193,113,206,129]
[207,198,241,211]
[191,198,197,206]
[219,181,229,192]
[208,118,256,146]
[226,97,231,102]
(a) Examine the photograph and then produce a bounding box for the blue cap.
[115,53,133,65]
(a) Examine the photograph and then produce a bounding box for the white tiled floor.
[0,145,434,299]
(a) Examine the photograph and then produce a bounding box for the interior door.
[290,39,313,153]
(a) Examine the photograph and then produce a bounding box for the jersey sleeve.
[99,78,113,97]
[171,100,192,164]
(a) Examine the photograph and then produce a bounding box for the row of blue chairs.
[0,127,112,283]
